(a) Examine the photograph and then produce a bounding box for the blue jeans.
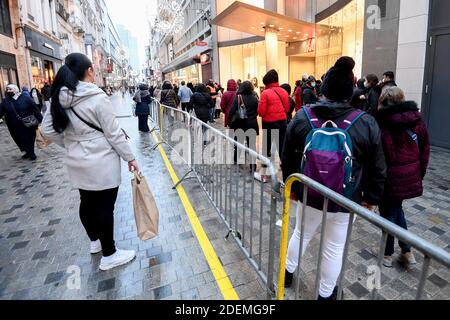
[209,108,215,122]
[379,200,411,256]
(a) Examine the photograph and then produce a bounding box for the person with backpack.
[281,56,386,300]
[372,86,430,268]
[160,80,179,108]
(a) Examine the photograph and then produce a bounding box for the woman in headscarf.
[0,84,42,160]
[133,84,151,132]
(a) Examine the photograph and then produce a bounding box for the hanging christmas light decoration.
[153,0,184,37]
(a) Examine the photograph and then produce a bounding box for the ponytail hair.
[51,53,93,133]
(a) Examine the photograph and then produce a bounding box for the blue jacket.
[178,86,193,103]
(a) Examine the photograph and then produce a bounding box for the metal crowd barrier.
[148,99,281,299]
[277,174,450,300]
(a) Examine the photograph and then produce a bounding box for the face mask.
[364,81,370,88]
[6,91,15,98]
[311,82,316,88]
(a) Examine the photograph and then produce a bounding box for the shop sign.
[200,53,211,65]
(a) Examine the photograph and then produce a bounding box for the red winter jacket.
[376,101,431,201]
[258,83,291,123]
[221,79,237,127]
[294,86,303,111]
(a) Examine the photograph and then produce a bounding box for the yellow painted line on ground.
[151,132,240,300]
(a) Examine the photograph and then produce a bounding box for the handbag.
[35,127,51,149]
[237,95,248,120]
[10,101,39,128]
[131,172,159,240]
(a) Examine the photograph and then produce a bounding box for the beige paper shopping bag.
[36,127,51,149]
[132,172,159,240]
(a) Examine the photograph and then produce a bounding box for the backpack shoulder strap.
[340,110,366,131]
[303,106,323,129]
[406,129,419,145]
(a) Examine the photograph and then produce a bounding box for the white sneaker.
[90,240,102,254]
[99,249,136,271]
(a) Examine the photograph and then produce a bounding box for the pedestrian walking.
[178,81,193,113]
[160,80,179,108]
[364,74,381,115]
[281,56,386,300]
[228,81,259,170]
[133,84,151,132]
[0,84,42,160]
[30,87,44,112]
[41,82,51,114]
[372,86,430,268]
[206,80,218,123]
[41,53,139,271]
[220,79,238,128]
[301,76,319,105]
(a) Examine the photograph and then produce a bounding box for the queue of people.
[0,52,431,296]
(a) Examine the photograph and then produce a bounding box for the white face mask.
[311,82,316,88]
[364,81,370,88]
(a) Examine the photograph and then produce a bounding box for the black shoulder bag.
[71,108,130,140]
[10,100,39,129]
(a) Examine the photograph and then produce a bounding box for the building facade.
[155,0,217,85]
[0,0,28,98]
[212,0,449,148]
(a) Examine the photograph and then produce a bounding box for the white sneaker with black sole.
[90,240,102,254]
[99,249,136,271]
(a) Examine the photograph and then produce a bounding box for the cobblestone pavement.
[0,95,449,300]
[0,93,263,300]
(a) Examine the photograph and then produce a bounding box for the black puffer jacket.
[228,93,259,133]
[190,92,214,123]
[282,99,387,206]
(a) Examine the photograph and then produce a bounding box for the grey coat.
[42,81,135,191]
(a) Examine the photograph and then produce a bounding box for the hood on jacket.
[226,79,237,92]
[376,101,422,128]
[59,81,105,109]
[309,99,355,120]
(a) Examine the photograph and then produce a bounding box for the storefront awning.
[212,1,316,43]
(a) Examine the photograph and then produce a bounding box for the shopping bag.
[36,127,51,149]
[131,172,159,240]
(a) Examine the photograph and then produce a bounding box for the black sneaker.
[284,270,294,288]
[318,287,339,300]
[29,154,37,161]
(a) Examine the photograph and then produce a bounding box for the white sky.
[105,0,158,69]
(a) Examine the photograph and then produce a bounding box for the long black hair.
[51,53,93,133]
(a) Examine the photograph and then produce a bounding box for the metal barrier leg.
[172,169,196,190]
[416,255,431,300]
[371,231,388,300]
[266,180,278,299]
[337,212,355,300]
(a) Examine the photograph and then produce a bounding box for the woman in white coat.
[42,53,140,271]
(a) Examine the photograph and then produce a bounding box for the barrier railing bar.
[314,198,329,299]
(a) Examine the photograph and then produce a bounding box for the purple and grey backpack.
[301,107,365,212]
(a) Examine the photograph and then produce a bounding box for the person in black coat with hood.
[189,84,214,124]
[281,57,386,299]
[301,76,319,105]
[280,83,296,123]
[364,74,382,115]
[0,84,43,160]
[133,84,151,132]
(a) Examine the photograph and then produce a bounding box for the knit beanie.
[321,56,355,101]
[263,69,279,86]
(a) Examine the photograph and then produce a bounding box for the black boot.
[284,270,294,288]
[318,287,339,300]
[22,153,31,159]
[29,154,37,161]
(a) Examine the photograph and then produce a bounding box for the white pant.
[286,202,352,298]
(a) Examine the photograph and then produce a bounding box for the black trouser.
[181,102,190,112]
[138,114,150,132]
[262,120,287,160]
[215,109,221,119]
[79,188,119,257]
